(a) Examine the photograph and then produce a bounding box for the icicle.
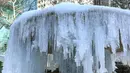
[3,2,130,73]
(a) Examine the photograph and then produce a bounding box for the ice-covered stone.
[2,2,130,73]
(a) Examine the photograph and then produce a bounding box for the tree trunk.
[23,0,37,11]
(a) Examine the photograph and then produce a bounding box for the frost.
[2,2,130,73]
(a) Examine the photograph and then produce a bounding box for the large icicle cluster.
[2,2,130,73]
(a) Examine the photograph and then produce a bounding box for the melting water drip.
[2,2,130,73]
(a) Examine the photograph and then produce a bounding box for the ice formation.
[2,2,130,73]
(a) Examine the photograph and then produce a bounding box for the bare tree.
[111,0,130,9]
[23,0,37,11]
[11,0,17,18]
[93,0,112,6]
[0,0,9,5]
[93,0,101,5]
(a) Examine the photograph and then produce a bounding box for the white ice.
[2,2,130,73]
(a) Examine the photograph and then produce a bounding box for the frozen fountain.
[2,2,130,73]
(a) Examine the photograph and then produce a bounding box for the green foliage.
[0,61,3,73]
[0,0,23,53]
[0,0,37,53]
[0,0,23,28]
[0,26,9,53]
